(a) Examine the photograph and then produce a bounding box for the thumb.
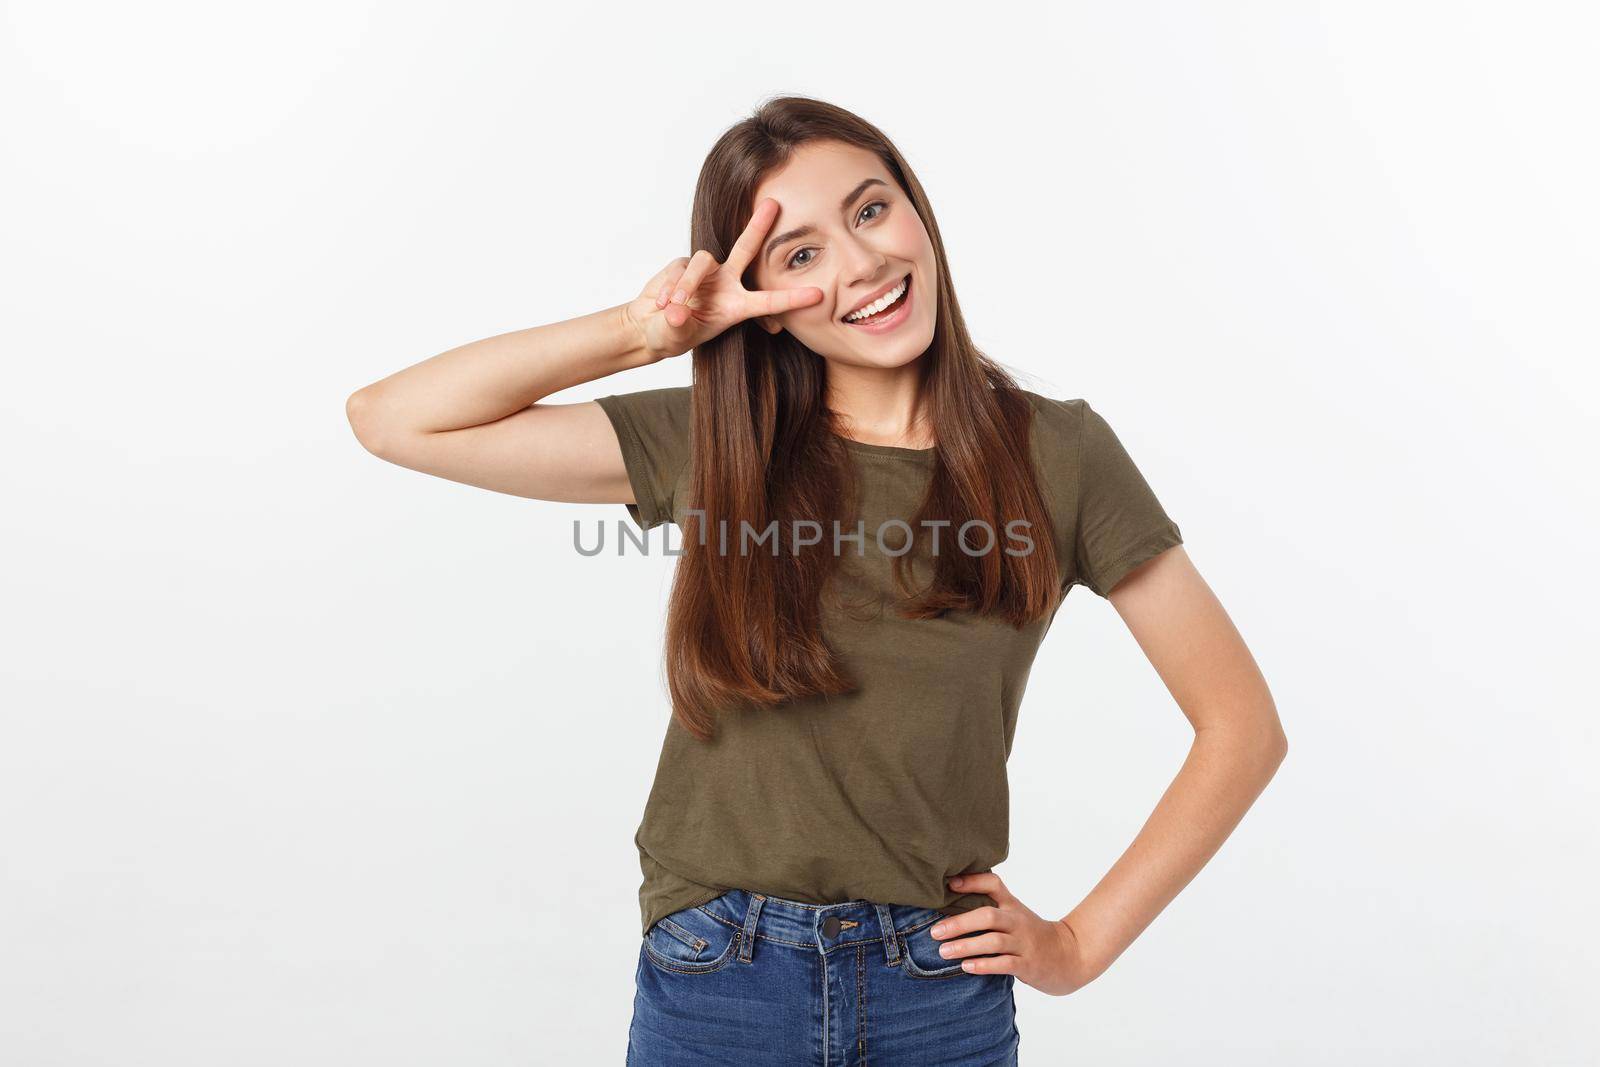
[950,870,1013,904]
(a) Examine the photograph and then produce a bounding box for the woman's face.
[748,140,938,371]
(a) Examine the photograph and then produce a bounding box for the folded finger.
[671,250,717,304]
[656,264,687,308]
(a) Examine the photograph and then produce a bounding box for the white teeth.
[844,276,908,322]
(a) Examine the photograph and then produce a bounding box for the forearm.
[348,302,653,435]
[1062,720,1287,977]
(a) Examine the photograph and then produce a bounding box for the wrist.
[1057,914,1115,982]
[613,300,661,367]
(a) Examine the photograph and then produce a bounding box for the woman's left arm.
[930,544,1288,995]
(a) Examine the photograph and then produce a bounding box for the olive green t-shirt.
[594,386,1183,937]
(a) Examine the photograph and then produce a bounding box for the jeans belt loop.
[875,903,901,965]
[738,892,766,964]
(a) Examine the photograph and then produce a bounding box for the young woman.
[346,97,1287,1065]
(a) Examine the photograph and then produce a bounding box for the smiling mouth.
[841,274,912,324]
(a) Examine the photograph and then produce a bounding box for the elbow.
[1267,725,1288,768]
[1195,712,1288,778]
[1258,718,1288,775]
[1223,704,1288,776]
[345,386,393,458]
[1251,687,1288,770]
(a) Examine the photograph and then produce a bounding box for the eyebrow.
[762,178,890,265]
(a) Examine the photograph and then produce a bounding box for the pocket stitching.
[642,927,742,976]
[897,929,970,980]
[655,917,709,956]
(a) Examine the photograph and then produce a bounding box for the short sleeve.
[594,386,692,531]
[1072,400,1183,596]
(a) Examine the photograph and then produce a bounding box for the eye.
[784,200,890,270]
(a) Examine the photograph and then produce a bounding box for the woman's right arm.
[344,200,822,503]
[344,300,656,503]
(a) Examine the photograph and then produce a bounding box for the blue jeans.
[627,888,1020,1065]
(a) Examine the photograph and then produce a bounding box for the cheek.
[887,211,930,252]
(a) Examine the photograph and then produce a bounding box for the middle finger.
[937,930,1013,960]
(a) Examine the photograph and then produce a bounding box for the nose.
[840,232,890,287]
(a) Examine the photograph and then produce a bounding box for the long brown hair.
[666,95,1061,740]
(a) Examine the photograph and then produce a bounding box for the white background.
[3,2,1595,1063]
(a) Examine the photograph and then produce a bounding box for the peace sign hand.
[622,198,824,362]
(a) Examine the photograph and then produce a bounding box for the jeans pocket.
[898,914,969,979]
[641,902,742,975]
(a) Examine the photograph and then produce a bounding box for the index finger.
[723,197,782,279]
[742,284,824,319]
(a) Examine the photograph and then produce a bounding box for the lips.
[840,274,914,333]
[840,273,912,321]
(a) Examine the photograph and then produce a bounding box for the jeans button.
[821,915,841,938]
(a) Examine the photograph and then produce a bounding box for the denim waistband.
[696,888,948,965]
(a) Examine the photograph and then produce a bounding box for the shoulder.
[1017,388,1090,455]
[1019,389,1152,456]
[1019,387,1085,420]
[1019,389,1150,502]
[597,383,692,416]
[595,385,693,441]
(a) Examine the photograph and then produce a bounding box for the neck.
[823,360,934,449]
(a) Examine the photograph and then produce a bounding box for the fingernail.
[938,945,952,958]
[672,288,687,305]
[931,925,945,938]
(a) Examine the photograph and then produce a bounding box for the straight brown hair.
[666,96,1062,740]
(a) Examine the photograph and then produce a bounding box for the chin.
[822,345,931,373]
[812,316,937,370]
[870,345,930,370]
